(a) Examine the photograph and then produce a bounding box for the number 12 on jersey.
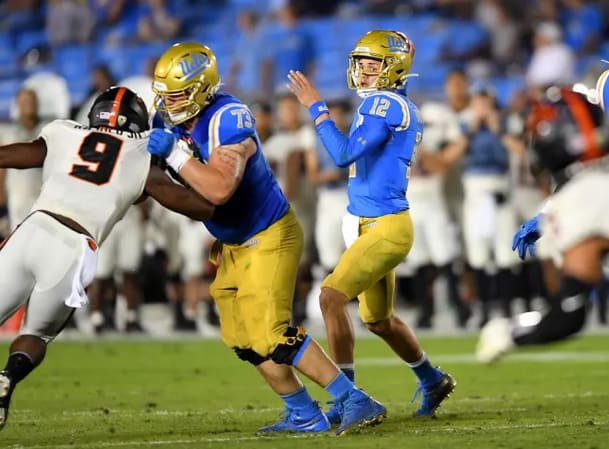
[69,132,123,185]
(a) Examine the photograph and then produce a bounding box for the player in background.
[0,89,45,230]
[287,30,456,424]
[398,101,469,329]
[0,86,215,429]
[146,42,386,435]
[88,204,147,334]
[477,82,609,362]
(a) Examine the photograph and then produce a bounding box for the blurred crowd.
[1,0,609,336]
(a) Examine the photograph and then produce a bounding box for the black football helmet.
[527,87,609,182]
[88,86,150,132]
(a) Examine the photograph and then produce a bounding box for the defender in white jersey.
[477,87,609,362]
[0,87,214,430]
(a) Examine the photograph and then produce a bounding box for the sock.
[126,309,138,323]
[281,386,315,410]
[406,353,442,388]
[3,352,35,384]
[90,310,104,326]
[325,372,355,401]
[337,363,355,382]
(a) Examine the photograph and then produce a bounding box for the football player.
[398,101,469,329]
[88,204,147,334]
[287,30,456,423]
[146,42,386,435]
[0,86,215,429]
[477,82,609,362]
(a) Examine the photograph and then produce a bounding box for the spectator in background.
[136,0,180,43]
[90,0,129,26]
[560,0,604,54]
[75,65,116,124]
[260,0,315,97]
[439,1,490,64]
[526,22,575,88]
[226,10,264,100]
[475,0,521,70]
[46,0,95,46]
[0,0,43,35]
[0,88,45,229]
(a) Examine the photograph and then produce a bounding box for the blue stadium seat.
[16,30,48,54]
[53,45,93,82]
[493,76,525,108]
[0,33,18,79]
[94,45,131,80]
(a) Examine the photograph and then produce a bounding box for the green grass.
[1,335,608,449]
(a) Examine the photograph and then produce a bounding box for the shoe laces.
[411,384,424,404]
[326,399,344,415]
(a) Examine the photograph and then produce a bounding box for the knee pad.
[233,347,267,366]
[269,326,311,366]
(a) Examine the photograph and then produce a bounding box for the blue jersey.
[315,90,423,217]
[154,94,289,244]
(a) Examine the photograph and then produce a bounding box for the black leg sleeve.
[513,275,592,346]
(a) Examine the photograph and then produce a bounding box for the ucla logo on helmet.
[179,52,210,81]
[386,35,408,53]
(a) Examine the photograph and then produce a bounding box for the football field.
[1,334,607,449]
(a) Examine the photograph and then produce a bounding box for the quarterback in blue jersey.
[288,30,456,422]
[145,42,386,435]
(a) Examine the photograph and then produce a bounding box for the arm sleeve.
[316,114,390,168]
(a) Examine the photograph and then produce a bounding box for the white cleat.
[476,318,516,363]
[0,372,12,430]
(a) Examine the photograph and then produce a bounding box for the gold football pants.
[210,209,303,356]
[322,210,414,323]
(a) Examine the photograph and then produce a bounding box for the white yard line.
[358,351,609,365]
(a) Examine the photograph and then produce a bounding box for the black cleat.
[125,321,146,334]
[413,372,456,417]
[0,371,13,430]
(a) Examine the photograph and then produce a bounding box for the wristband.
[0,204,7,217]
[165,141,192,172]
[308,100,329,122]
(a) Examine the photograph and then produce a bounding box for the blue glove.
[512,215,541,260]
[147,128,176,158]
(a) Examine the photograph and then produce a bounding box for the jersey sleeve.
[359,93,410,130]
[209,103,257,148]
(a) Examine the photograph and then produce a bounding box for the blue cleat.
[325,400,343,425]
[257,402,330,434]
[336,389,386,436]
[412,372,456,417]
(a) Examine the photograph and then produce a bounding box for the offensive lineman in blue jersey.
[145,42,386,435]
[288,30,456,423]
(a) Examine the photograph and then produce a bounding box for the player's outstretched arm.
[144,165,215,221]
[0,139,46,169]
[287,70,389,167]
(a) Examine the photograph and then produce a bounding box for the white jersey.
[31,120,151,244]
